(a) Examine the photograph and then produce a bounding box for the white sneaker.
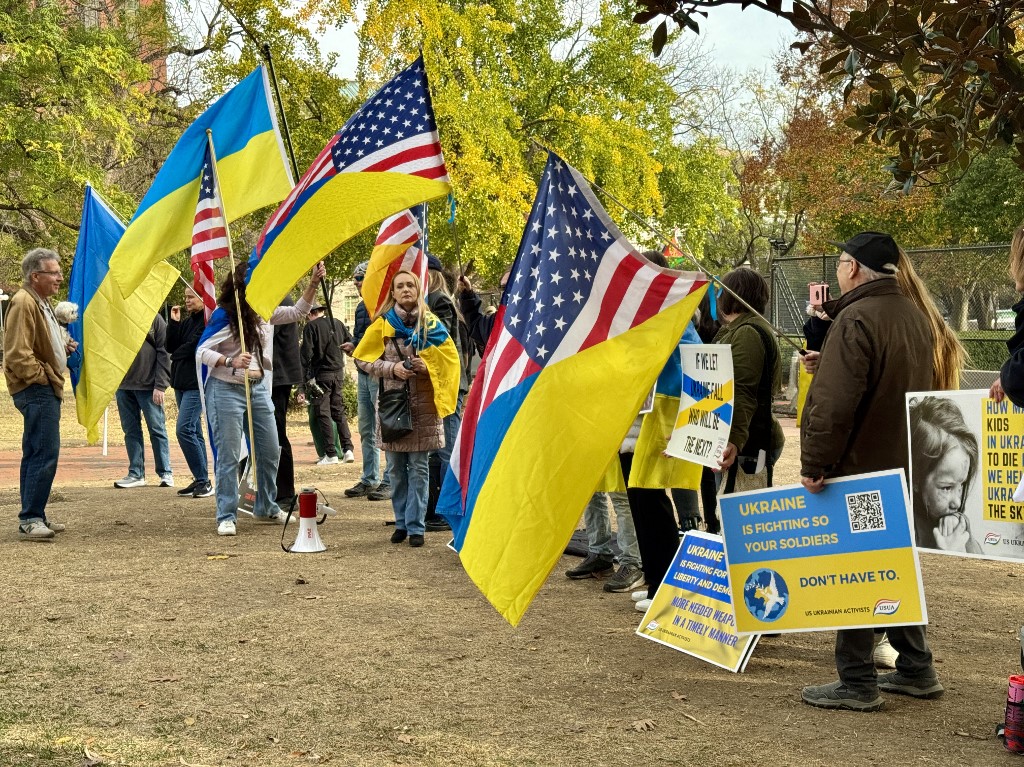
[631,590,648,602]
[634,598,653,613]
[217,520,236,536]
[873,634,899,669]
[19,520,55,541]
[159,474,174,488]
[342,449,355,463]
[114,475,146,488]
[254,512,287,525]
[316,455,339,465]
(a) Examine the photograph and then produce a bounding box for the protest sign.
[719,470,926,635]
[907,390,1024,562]
[637,531,758,672]
[665,344,733,468]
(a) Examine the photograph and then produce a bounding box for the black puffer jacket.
[1000,297,1024,407]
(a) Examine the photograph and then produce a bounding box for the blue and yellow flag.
[68,186,178,443]
[108,66,292,298]
[354,308,459,418]
[245,56,450,319]
[436,153,707,626]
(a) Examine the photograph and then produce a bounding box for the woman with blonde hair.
[354,270,460,547]
[896,250,967,390]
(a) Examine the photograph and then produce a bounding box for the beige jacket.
[361,333,444,453]
[3,287,65,399]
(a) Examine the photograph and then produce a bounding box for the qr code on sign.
[846,491,886,533]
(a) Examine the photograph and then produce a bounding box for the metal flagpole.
[528,138,805,356]
[102,406,108,457]
[205,128,259,490]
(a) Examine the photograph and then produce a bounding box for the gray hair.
[856,260,898,282]
[22,248,59,283]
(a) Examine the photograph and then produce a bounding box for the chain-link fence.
[769,244,1014,373]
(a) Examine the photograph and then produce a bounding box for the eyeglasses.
[836,257,855,270]
[34,270,62,277]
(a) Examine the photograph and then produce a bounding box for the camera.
[305,379,324,399]
[808,282,829,305]
[403,359,414,371]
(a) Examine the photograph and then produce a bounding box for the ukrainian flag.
[244,56,450,319]
[108,66,292,298]
[68,186,178,443]
[436,152,708,626]
[353,309,460,418]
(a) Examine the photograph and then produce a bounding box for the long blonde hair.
[375,269,428,343]
[1011,225,1024,288]
[897,250,967,390]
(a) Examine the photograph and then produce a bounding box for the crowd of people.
[5,228,1024,715]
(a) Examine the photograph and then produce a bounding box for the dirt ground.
[1,392,1023,766]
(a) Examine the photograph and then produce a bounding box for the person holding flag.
[197,261,326,537]
[354,270,460,548]
[168,287,212,498]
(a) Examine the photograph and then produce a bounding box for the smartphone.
[809,282,829,305]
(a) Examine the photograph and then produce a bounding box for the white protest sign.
[665,344,734,468]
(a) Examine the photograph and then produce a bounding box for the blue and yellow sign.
[719,470,927,635]
[636,531,758,672]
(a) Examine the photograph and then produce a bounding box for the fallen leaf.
[302,595,325,600]
[241,713,250,720]
[268,736,280,744]
[630,719,656,732]
[295,577,307,585]
[113,520,129,526]
[82,745,104,766]
[147,676,180,683]
[160,616,177,622]
[184,717,196,726]
[397,734,416,744]
[670,691,687,701]
[289,751,310,758]
[206,555,230,561]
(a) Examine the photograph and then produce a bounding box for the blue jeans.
[584,492,641,567]
[389,450,429,535]
[115,389,171,478]
[357,370,390,488]
[13,384,61,524]
[205,377,281,523]
[437,391,465,470]
[175,389,208,483]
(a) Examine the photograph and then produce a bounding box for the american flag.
[254,56,448,261]
[368,204,428,313]
[452,153,704,500]
[191,142,228,319]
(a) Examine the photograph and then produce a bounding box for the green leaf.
[844,49,860,76]
[653,20,668,55]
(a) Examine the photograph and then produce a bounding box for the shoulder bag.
[378,337,414,442]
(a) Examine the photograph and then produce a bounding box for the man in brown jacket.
[3,248,75,541]
[799,231,943,712]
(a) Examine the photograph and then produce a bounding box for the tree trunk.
[946,285,973,331]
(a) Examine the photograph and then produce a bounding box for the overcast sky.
[319,5,796,78]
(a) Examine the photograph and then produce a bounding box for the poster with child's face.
[906,390,1024,561]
